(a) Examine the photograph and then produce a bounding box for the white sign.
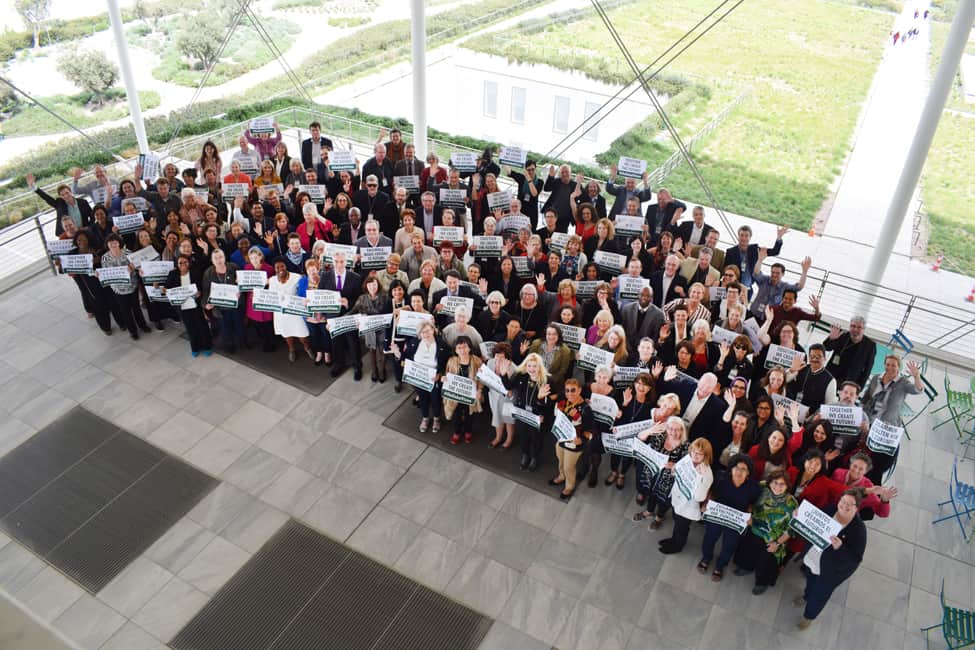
[617,156,647,179]
[612,419,653,440]
[166,283,197,305]
[194,187,211,201]
[486,191,511,213]
[59,254,92,275]
[252,288,284,312]
[237,270,268,292]
[577,343,614,372]
[113,212,145,235]
[127,245,159,268]
[618,275,649,300]
[673,455,700,500]
[575,281,599,300]
[46,239,75,256]
[358,313,392,334]
[511,256,532,279]
[145,286,168,302]
[549,232,570,254]
[790,500,842,550]
[612,366,642,389]
[433,226,464,247]
[327,314,359,335]
[359,246,391,270]
[593,250,626,274]
[512,406,541,429]
[554,323,585,350]
[90,184,115,205]
[498,214,531,238]
[248,117,275,134]
[442,373,477,405]
[703,501,751,534]
[329,148,356,172]
[499,145,527,168]
[480,341,497,359]
[709,286,728,301]
[439,188,467,208]
[450,152,477,173]
[298,184,327,205]
[306,289,342,314]
[208,283,240,308]
[282,294,310,317]
[632,438,671,475]
[97,265,131,287]
[403,360,437,392]
[866,418,903,456]
[396,310,434,338]
[552,409,577,442]
[222,183,251,199]
[256,183,284,200]
[601,432,634,457]
[819,403,864,437]
[394,175,420,193]
[765,344,805,369]
[138,152,161,181]
[140,260,173,284]
[437,296,474,318]
[614,215,644,239]
[472,236,503,258]
[589,393,619,427]
[476,363,508,395]
[711,326,738,347]
[322,243,359,265]
[771,393,810,424]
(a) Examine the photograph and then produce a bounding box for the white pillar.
[410,0,427,159]
[860,2,975,309]
[106,0,149,154]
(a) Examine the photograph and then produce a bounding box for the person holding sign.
[858,356,923,484]
[296,258,331,366]
[486,342,516,448]
[697,454,761,582]
[223,160,254,189]
[527,325,574,394]
[499,352,552,472]
[731,470,798,594]
[268,257,312,363]
[101,234,151,340]
[632,407,687,524]
[244,120,282,161]
[63,229,114,335]
[659,438,714,555]
[748,427,795,482]
[242,246,275,352]
[442,336,484,445]
[323,251,364,380]
[550,378,588,500]
[795,489,866,630]
[350,274,391,382]
[583,219,621,279]
[201,249,243,354]
[164,254,212,357]
[393,321,449,434]
[607,162,653,218]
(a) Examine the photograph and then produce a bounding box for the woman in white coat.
[268,257,312,362]
[658,437,714,554]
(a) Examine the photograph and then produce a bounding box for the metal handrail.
[3,106,975,366]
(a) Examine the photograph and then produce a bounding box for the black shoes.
[520,453,530,470]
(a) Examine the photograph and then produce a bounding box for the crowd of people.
[34,122,921,631]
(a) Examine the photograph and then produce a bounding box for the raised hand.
[906,360,921,377]
[723,388,736,407]
[719,341,730,358]
[776,225,790,239]
[828,323,842,340]
[652,359,664,378]
[801,256,812,272]
[664,365,678,382]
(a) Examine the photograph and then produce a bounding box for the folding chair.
[932,458,975,542]
[921,579,975,649]
[933,372,974,435]
[889,329,914,356]
[901,372,938,439]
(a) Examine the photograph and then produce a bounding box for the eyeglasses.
[367,184,378,188]
[733,344,747,350]
[723,273,736,278]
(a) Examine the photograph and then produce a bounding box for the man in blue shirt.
[749,252,812,323]
[724,224,788,290]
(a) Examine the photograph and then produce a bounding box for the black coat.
[301,136,334,170]
[401,334,451,375]
[649,270,688,308]
[321,269,362,315]
[36,188,94,236]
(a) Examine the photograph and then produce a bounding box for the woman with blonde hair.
[633,414,689,527]
[583,217,618,261]
[497,351,552,471]
[597,324,629,367]
[586,308,614,345]
[254,159,281,188]
[659,437,715,554]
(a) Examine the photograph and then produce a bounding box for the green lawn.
[130,16,300,87]
[922,14,975,274]
[1,90,161,136]
[466,0,891,230]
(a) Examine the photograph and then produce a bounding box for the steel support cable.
[163,0,251,155]
[544,0,743,167]
[539,0,734,162]
[590,0,735,231]
[0,77,126,163]
[240,2,315,104]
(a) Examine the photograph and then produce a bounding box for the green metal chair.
[921,579,975,649]
[933,372,975,437]
[901,372,938,440]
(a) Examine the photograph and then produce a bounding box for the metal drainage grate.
[171,519,492,650]
[0,406,218,593]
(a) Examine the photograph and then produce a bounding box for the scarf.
[751,488,798,558]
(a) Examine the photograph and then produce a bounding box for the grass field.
[922,15,975,274]
[466,0,891,230]
[1,90,161,136]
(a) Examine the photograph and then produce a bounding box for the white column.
[410,0,427,159]
[106,0,149,154]
[860,2,975,309]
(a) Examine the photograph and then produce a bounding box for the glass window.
[553,96,571,133]
[583,102,600,141]
[483,81,498,118]
[510,87,526,124]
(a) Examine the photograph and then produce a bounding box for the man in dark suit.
[361,144,395,194]
[355,219,394,267]
[606,165,653,217]
[27,173,93,236]
[300,121,333,170]
[337,208,367,245]
[352,175,390,223]
[431,270,486,329]
[541,164,577,231]
[322,251,363,380]
[660,370,729,463]
[381,186,415,237]
[620,286,665,356]
[644,188,687,247]
[675,205,716,248]
[649,254,688,308]
[393,143,425,179]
